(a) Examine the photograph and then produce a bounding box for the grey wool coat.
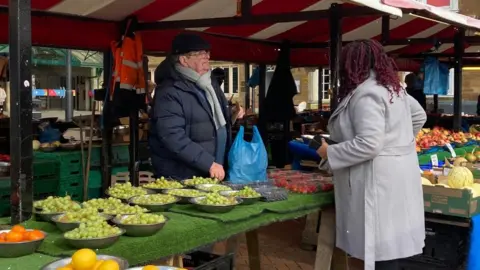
[326,72,427,270]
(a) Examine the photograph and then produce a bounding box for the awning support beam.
[453,28,465,131]
[138,6,386,30]
[9,0,33,224]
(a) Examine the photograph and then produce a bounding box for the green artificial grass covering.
[169,192,333,222]
[0,253,59,270]
[18,209,321,267]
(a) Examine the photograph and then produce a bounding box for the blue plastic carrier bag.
[228,126,268,184]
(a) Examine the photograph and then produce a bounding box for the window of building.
[212,66,240,95]
[232,67,239,93]
[321,69,331,100]
[223,68,230,94]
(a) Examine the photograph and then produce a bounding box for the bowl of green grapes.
[190,193,242,213]
[195,184,232,193]
[63,220,125,249]
[162,189,207,204]
[128,194,180,212]
[112,213,168,237]
[142,177,184,193]
[219,186,262,205]
[106,182,152,201]
[101,204,149,216]
[181,177,219,187]
[51,207,113,232]
[33,196,82,222]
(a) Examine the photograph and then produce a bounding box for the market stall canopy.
[0,0,478,66]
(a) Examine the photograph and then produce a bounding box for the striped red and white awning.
[0,0,478,67]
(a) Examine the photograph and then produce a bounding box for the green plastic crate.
[112,145,129,164]
[87,147,102,167]
[0,177,58,200]
[33,159,60,180]
[59,175,83,191]
[57,186,83,201]
[89,170,102,188]
[88,187,102,199]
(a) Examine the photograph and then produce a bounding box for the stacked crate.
[0,159,60,217]
[35,151,84,201]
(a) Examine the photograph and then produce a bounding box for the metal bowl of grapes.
[195,184,232,193]
[106,182,154,202]
[181,177,219,187]
[41,254,129,270]
[51,210,114,232]
[162,188,208,204]
[189,193,242,213]
[63,222,125,249]
[101,204,150,216]
[141,178,185,193]
[219,187,262,205]
[128,194,181,212]
[0,229,47,258]
[33,199,82,222]
[111,214,168,237]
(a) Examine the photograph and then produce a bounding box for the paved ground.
[213,217,316,270]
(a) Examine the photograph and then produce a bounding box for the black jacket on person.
[407,87,427,111]
[149,58,232,180]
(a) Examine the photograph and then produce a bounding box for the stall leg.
[246,230,261,270]
[9,0,33,224]
[314,207,338,270]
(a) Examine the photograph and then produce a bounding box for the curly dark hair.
[338,39,402,103]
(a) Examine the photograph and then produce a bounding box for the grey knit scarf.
[175,64,226,129]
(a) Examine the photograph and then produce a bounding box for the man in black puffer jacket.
[149,33,233,180]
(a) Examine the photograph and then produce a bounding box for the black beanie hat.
[171,32,211,55]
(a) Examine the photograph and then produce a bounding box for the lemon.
[71,249,97,270]
[56,265,74,270]
[92,260,105,270]
[143,266,159,270]
[97,259,120,270]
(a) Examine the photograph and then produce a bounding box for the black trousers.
[375,258,401,270]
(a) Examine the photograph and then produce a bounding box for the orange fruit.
[97,260,120,270]
[56,265,74,270]
[22,231,32,241]
[143,266,159,270]
[11,225,26,233]
[6,231,23,242]
[28,230,44,240]
[0,232,7,241]
[71,248,97,270]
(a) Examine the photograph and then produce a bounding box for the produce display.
[107,182,148,199]
[183,177,219,186]
[269,169,333,193]
[102,204,148,215]
[54,248,121,270]
[198,193,237,205]
[447,165,474,188]
[196,184,232,192]
[116,213,166,225]
[64,221,122,240]
[57,208,107,223]
[82,197,124,210]
[415,127,477,151]
[142,177,183,189]
[34,196,81,213]
[0,225,44,242]
[130,194,178,205]
[235,186,262,198]
[165,189,206,198]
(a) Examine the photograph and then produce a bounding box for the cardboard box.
[423,176,479,218]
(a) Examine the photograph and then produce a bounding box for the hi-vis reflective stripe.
[136,88,146,94]
[120,83,134,89]
[137,61,143,68]
[122,59,139,69]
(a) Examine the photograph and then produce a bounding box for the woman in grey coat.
[317,40,427,270]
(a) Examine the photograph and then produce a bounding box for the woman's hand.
[316,139,329,159]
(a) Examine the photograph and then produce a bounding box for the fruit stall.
[0,174,333,270]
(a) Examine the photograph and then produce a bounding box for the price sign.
[445,143,456,158]
[431,154,439,167]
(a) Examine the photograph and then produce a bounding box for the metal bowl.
[142,185,184,194]
[51,213,114,232]
[219,190,262,205]
[127,267,185,270]
[0,229,47,258]
[64,229,125,249]
[34,202,82,222]
[195,184,232,192]
[41,255,129,270]
[111,215,168,237]
[189,196,242,213]
[162,189,208,204]
[128,195,180,212]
